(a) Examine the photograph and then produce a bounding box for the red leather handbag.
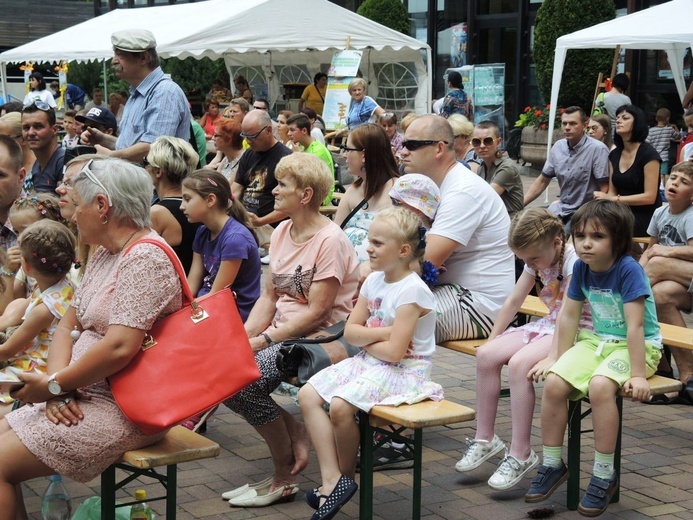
[108,238,260,435]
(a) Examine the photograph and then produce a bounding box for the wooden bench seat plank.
[119,426,220,469]
[618,375,682,397]
[440,339,485,355]
[369,399,475,429]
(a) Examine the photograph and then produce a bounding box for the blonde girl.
[455,208,591,490]
[0,220,76,415]
[299,207,443,518]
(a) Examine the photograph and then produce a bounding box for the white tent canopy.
[0,0,431,112]
[547,0,693,152]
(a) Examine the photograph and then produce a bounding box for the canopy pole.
[0,62,8,103]
[103,60,108,100]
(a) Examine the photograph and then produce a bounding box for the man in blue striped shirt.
[81,29,190,164]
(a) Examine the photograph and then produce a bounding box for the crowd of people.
[0,27,691,520]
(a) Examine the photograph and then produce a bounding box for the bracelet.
[0,268,16,277]
[261,332,274,345]
[616,194,621,203]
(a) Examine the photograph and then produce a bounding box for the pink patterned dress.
[6,233,182,482]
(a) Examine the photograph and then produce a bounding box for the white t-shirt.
[23,90,57,108]
[429,162,515,319]
[311,127,325,145]
[361,271,437,357]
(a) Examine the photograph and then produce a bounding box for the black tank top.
[153,197,200,273]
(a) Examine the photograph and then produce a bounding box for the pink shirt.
[268,219,359,331]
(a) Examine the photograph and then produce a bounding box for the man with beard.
[81,29,190,163]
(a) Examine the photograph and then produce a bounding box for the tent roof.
[556,0,693,51]
[0,0,428,64]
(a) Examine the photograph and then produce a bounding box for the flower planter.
[520,127,563,170]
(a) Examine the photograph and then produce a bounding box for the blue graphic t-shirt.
[567,255,661,346]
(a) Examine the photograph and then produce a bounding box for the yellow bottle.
[129,490,150,520]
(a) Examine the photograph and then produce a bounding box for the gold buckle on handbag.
[141,334,157,350]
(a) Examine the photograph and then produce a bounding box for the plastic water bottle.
[41,475,72,520]
[130,489,152,520]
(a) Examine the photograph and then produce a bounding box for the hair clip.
[40,257,47,263]
[32,251,38,257]
[418,226,427,250]
[74,261,82,269]
[207,178,218,187]
[421,260,438,287]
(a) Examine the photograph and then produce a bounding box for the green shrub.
[357,0,410,35]
[533,0,616,110]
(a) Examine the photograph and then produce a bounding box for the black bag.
[276,321,360,386]
[505,127,523,161]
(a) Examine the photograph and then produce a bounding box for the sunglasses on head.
[402,139,447,151]
[22,100,52,112]
[471,137,499,148]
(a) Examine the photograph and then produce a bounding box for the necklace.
[113,228,142,255]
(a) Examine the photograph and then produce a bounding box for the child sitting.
[298,207,443,519]
[525,199,662,517]
[640,161,693,401]
[0,220,76,415]
[455,208,591,490]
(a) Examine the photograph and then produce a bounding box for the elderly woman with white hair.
[447,114,481,173]
[0,158,184,517]
[145,136,201,272]
[346,78,385,131]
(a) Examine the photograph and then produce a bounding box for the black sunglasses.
[402,139,447,151]
[240,125,269,140]
[22,100,52,112]
[471,137,499,148]
[339,144,363,153]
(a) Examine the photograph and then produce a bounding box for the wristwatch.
[47,372,63,396]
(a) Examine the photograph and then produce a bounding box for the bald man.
[400,115,514,342]
[232,110,292,250]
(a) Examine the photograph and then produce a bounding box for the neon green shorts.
[547,329,662,401]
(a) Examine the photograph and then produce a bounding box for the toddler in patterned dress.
[299,207,443,520]
[0,220,76,415]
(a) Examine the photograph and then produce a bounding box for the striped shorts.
[433,284,494,343]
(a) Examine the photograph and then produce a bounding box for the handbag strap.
[123,237,195,305]
[340,198,368,230]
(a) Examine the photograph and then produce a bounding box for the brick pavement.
[22,167,692,519]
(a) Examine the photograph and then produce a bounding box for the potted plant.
[515,105,564,170]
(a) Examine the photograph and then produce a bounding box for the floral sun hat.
[388,173,441,221]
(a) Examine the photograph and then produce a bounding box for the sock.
[542,445,563,468]
[593,451,615,480]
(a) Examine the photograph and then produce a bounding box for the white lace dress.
[6,233,182,482]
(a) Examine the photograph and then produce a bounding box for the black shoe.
[310,475,357,520]
[356,442,414,472]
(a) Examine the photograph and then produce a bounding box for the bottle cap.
[135,489,146,500]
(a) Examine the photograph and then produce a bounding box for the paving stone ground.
[22,167,693,519]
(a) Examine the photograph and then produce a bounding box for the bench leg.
[412,428,422,520]
[612,396,623,504]
[566,399,581,511]
[167,464,177,519]
[359,411,374,520]
[101,465,116,520]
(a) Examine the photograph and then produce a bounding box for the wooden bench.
[358,399,475,520]
[101,426,220,520]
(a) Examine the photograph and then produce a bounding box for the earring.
[360,166,366,173]
[100,215,108,225]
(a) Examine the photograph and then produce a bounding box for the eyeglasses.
[339,144,363,153]
[22,100,52,112]
[240,125,269,140]
[471,137,499,148]
[402,139,447,151]
[80,159,113,207]
[253,105,268,111]
[213,133,222,139]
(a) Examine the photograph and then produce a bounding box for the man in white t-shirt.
[400,115,515,341]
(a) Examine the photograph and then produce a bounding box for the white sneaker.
[487,450,540,490]
[455,434,506,473]
[261,254,270,265]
